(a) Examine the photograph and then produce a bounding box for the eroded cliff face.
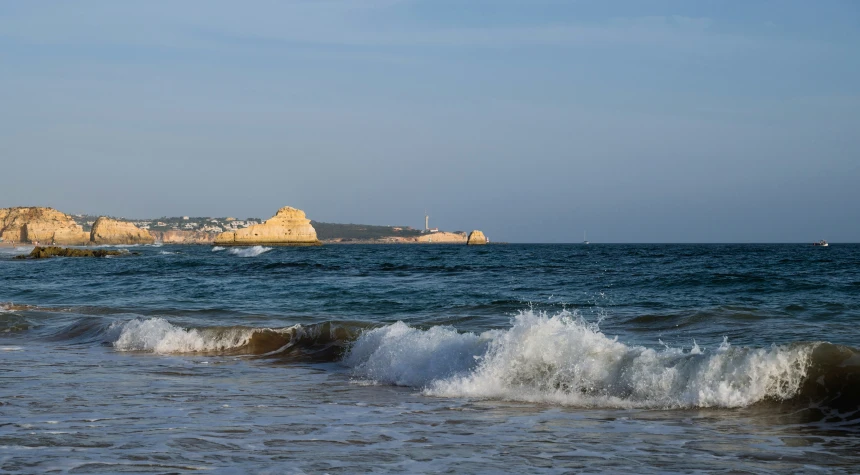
[214,206,320,246]
[90,217,155,245]
[467,230,488,245]
[149,230,217,244]
[0,207,90,245]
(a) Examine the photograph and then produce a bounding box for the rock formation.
[415,232,467,244]
[16,246,130,259]
[90,217,155,245]
[214,206,320,246]
[0,207,90,245]
[467,230,488,245]
[149,230,217,244]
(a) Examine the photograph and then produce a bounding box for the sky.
[1,0,859,242]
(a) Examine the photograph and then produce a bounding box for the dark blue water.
[2,244,859,473]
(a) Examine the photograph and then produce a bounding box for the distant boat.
[583,231,589,245]
[813,240,829,247]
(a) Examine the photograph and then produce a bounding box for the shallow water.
[2,244,859,473]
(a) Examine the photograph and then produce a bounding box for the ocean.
[1,243,858,473]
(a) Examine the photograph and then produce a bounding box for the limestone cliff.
[90,217,155,245]
[149,230,217,244]
[0,207,89,245]
[467,230,488,245]
[415,232,467,244]
[214,206,320,246]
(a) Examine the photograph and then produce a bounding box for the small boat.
[813,240,829,247]
[583,231,589,245]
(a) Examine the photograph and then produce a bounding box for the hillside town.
[71,215,262,234]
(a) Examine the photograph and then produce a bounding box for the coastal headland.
[0,206,489,246]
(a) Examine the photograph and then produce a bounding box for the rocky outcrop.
[16,246,130,259]
[214,206,320,246]
[149,230,217,244]
[90,217,155,245]
[415,232,468,244]
[0,207,90,245]
[467,230,488,245]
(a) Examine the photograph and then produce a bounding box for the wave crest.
[345,310,854,409]
[227,246,270,257]
[110,318,362,359]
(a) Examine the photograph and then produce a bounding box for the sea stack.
[0,207,90,245]
[90,217,155,245]
[467,230,488,245]
[214,206,321,246]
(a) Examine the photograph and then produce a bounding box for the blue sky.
[1,1,858,242]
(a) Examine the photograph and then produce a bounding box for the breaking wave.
[344,310,860,410]
[109,317,363,360]
[211,246,225,252]
[227,246,270,257]
[35,309,859,410]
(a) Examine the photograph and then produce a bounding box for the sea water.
[1,244,858,473]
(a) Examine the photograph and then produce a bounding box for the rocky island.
[214,206,321,246]
[467,230,488,245]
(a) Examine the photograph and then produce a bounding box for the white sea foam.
[227,246,271,257]
[211,246,226,252]
[344,321,489,387]
[111,318,257,354]
[345,310,814,409]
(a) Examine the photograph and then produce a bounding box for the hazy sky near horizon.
[2,1,859,242]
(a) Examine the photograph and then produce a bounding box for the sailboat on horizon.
[583,231,589,245]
